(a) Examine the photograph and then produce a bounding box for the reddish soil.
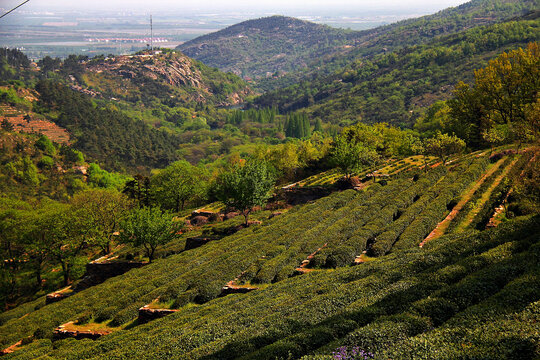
[0,340,23,355]
[420,157,507,247]
[1,106,70,145]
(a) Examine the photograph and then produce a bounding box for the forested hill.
[178,16,355,80]
[261,0,539,90]
[252,18,540,127]
[180,0,535,91]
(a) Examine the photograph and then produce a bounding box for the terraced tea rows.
[1,150,536,359]
[5,216,539,360]
[0,105,71,145]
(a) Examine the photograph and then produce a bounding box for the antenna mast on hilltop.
[150,15,153,52]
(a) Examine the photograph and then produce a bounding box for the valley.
[0,0,539,359]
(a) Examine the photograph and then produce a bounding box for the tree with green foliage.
[0,200,32,299]
[331,135,380,179]
[86,163,128,190]
[212,160,276,225]
[60,146,84,165]
[314,118,323,133]
[424,132,466,165]
[285,113,311,138]
[71,189,132,254]
[152,160,207,212]
[20,156,39,186]
[449,42,539,148]
[123,175,152,208]
[33,201,90,286]
[119,207,181,262]
[35,135,56,156]
[482,124,509,154]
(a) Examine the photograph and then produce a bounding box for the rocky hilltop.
[72,50,253,107]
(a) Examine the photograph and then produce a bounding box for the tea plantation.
[0,149,538,359]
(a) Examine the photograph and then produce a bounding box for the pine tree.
[314,118,323,133]
[302,114,311,138]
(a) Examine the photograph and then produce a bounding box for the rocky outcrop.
[138,305,179,324]
[189,216,209,227]
[45,291,71,305]
[268,212,283,219]
[53,322,112,341]
[73,261,147,292]
[275,186,333,206]
[335,176,365,190]
[220,283,258,297]
[185,237,220,250]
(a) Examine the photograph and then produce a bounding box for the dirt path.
[419,157,507,247]
[486,153,536,228]
[455,157,519,232]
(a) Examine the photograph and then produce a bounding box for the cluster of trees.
[284,112,311,138]
[416,42,539,150]
[1,191,128,297]
[448,42,539,148]
[179,15,355,81]
[35,80,183,172]
[227,107,278,125]
[253,22,539,128]
[0,188,184,308]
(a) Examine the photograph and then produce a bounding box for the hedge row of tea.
[310,156,490,264]
[309,166,447,267]
[0,157,488,344]
[6,216,539,359]
[0,188,374,345]
[391,156,490,251]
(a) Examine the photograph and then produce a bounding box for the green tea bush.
[393,157,489,250]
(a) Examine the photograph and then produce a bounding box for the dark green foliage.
[35,80,182,172]
[254,19,540,127]
[212,160,276,224]
[179,16,355,81]
[392,157,489,250]
[0,206,538,360]
[34,135,56,156]
[0,48,30,81]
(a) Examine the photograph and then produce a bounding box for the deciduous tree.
[424,132,466,165]
[212,160,276,225]
[119,207,181,262]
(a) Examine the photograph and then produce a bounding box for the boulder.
[185,237,219,250]
[190,216,209,226]
[191,210,215,218]
[138,307,179,324]
[268,212,283,219]
[223,212,240,220]
[336,176,362,190]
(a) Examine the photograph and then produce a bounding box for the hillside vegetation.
[0,1,539,358]
[0,159,538,358]
[178,0,537,90]
[178,16,354,80]
[253,19,540,127]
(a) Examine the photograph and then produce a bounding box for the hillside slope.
[178,0,537,89]
[178,16,354,80]
[1,149,538,359]
[65,50,252,108]
[253,19,540,127]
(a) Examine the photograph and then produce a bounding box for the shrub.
[38,155,54,169]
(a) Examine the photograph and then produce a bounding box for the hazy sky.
[5,0,470,14]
